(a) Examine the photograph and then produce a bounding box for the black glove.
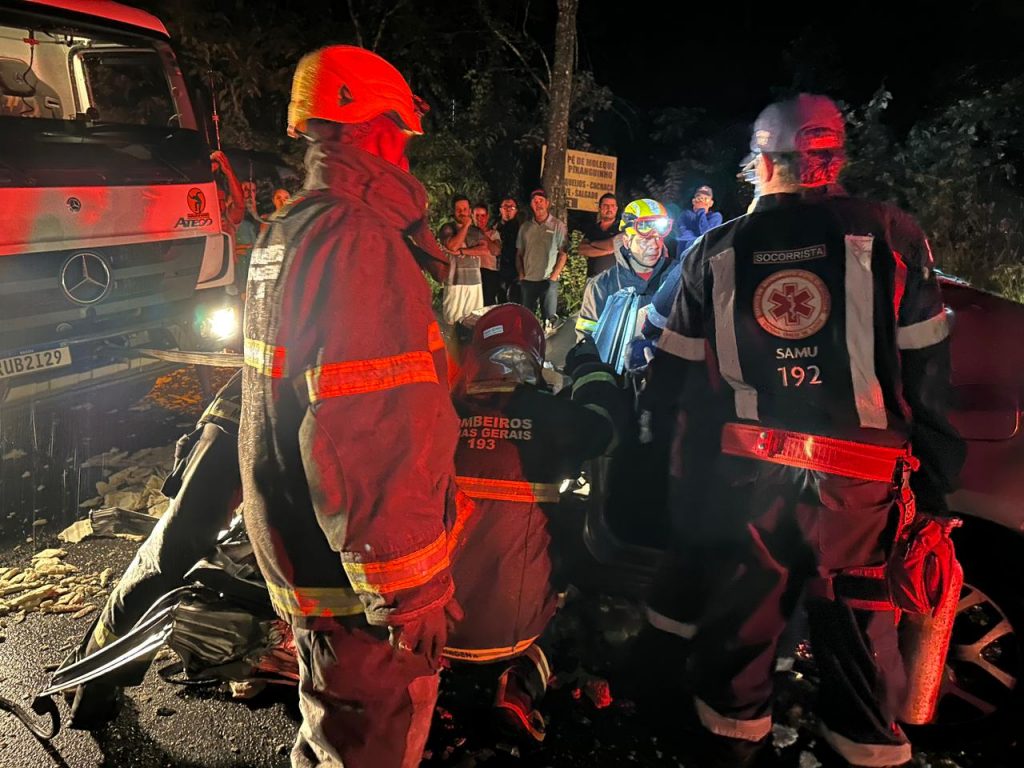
[564,337,601,378]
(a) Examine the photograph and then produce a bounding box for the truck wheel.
[919,523,1024,742]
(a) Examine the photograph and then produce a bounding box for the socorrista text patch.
[753,245,826,265]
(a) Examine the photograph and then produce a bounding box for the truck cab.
[0,0,234,408]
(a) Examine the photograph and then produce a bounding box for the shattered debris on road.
[0,548,107,621]
[76,444,175,519]
[52,444,173,547]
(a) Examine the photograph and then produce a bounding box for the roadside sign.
[541,147,617,212]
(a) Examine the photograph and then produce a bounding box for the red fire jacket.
[239,141,459,630]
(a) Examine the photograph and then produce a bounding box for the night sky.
[130,0,1024,213]
[579,0,1024,123]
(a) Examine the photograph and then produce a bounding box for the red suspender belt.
[720,423,917,483]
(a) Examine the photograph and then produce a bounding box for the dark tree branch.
[516,0,550,84]
[372,0,408,52]
[478,1,550,97]
[346,0,365,48]
[538,44,552,86]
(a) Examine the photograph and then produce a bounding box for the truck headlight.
[200,306,239,342]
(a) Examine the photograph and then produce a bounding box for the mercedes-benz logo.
[67,197,82,213]
[60,252,112,305]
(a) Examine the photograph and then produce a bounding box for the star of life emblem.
[753,269,831,340]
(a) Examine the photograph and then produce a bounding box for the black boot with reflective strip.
[493,646,551,743]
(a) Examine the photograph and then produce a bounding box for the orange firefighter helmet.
[462,304,546,393]
[287,45,425,138]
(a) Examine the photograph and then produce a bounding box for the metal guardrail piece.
[40,587,194,697]
[135,348,243,368]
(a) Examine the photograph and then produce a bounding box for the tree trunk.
[541,0,578,221]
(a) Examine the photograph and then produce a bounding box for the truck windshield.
[0,9,211,186]
[75,48,180,127]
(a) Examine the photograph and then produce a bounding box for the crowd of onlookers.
[211,139,726,339]
[209,150,294,290]
[435,184,724,337]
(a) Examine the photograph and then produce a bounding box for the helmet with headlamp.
[619,198,671,270]
[620,198,673,239]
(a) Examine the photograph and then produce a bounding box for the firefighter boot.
[493,651,549,743]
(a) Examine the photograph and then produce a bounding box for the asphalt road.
[0,537,300,768]
[3,532,1018,768]
[0,535,688,768]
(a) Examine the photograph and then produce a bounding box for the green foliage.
[635,107,753,219]
[992,264,1024,304]
[843,82,1024,299]
[408,127,491,231]
[140,0,1024,310]
[637,81,1024,304]
[140,0,613,220]
[558,229,587,316]
[424,271,445,311]
[145,0,316,155]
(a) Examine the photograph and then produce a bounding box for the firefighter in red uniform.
[445,305,626,741]
[239,47,460,768]
[647,94,964,766]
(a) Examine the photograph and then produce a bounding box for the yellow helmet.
[620,198,673,239]
[287,45,425,138]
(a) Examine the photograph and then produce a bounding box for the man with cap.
[676,184,723,254]
[645,93,963,766]
[240,46,462,767]
[516,188,569,336]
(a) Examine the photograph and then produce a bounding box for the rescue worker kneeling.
[445,305,625,741]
